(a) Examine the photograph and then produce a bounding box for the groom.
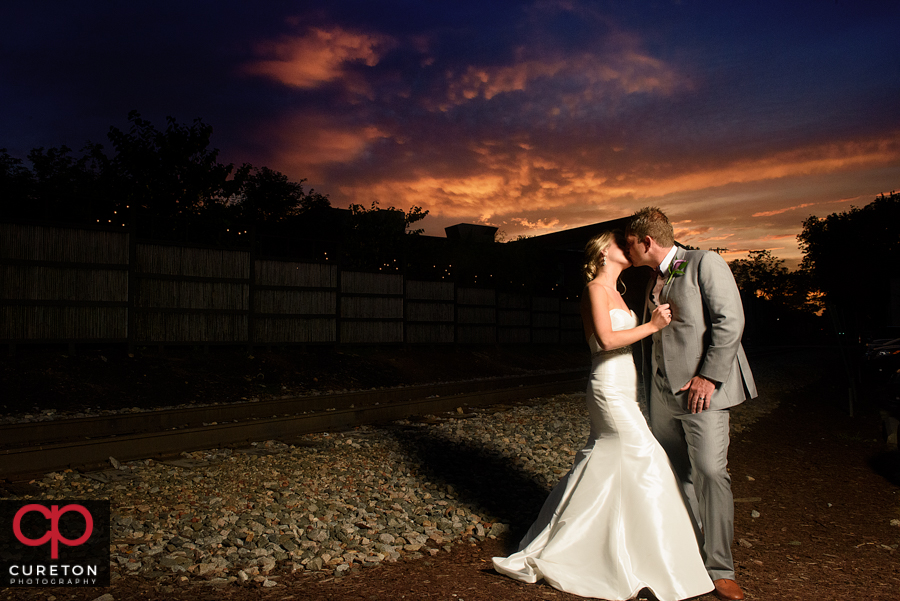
[625,207,757,601]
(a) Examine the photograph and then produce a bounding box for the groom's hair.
[626,206,675,247]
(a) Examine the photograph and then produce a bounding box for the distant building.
[444,223,498,243]
[510,217,633,254]
[506,217,650,305]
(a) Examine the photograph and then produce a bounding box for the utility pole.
[709,247,728,254]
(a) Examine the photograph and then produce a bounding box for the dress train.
[492,309,713,601]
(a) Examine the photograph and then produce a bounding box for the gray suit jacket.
[641,247,757,412]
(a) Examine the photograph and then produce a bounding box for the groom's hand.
[680,376,715,413]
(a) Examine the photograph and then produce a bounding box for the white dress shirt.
[651,246,679,306]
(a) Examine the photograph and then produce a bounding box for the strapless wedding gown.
[492,309,713,600]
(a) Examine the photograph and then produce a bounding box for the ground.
[1,345,899,600]
[0,344,590,416]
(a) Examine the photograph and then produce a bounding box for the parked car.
[863,337,900,446]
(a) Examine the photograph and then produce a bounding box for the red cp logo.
[12,504,94,559]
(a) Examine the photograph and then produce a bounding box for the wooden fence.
[1,222,584,347]
[0,223,129,343]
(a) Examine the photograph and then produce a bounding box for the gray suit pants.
[651,368,735,581]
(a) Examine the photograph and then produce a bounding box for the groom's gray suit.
[641,246,757,581]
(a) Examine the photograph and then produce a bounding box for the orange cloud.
[256,112,389,179]
[633,137,900,201]
[674,226,713,238]
[512,217,561,230]
[243,26,394,90]
[424,135,900,227]
[354,173,512,219]
[440,49,680,110]
[697,234,734,242]
[751,197,857,217]
[324,132,900,231]
[751,202,818,217]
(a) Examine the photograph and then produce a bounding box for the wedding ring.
[699,396,706,400]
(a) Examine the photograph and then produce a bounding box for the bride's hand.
[650,304,672,330]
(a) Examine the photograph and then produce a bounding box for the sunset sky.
[2,1,899,267]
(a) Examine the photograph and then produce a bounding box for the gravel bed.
[5,396,585,588]
[3,374,782,592]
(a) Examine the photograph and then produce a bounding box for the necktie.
[651,267,665,305]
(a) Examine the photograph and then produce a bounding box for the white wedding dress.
[493,309,713,600]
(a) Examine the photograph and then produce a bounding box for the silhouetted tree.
[105,110,242,240]
[403,205,429,235]
[729,250,788,299]
[0,149,35,218]
[1,113,444,268]
[341,201,429,271]
[0,144,114,223]
[230,166,336,258]
[232,166,330,226]
[29,144,113,223]
[728,250,824,344]
[798,191,900,337]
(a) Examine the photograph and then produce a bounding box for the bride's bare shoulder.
[583,280,608,300]
[583,281,615,311]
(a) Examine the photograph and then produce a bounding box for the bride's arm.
[585,284,670,351]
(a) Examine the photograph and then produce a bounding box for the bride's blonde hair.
[583,230,618,283]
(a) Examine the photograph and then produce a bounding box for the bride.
[492,231,714,601]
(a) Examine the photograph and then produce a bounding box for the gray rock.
[21,395,640,585]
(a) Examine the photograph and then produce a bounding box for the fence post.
[494,288,500,345]
[335,259,342,346]
[453,281,458,344]
[127,229,137,356]
[248,228,256,353]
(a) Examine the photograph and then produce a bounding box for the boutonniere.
[665,259,688,285]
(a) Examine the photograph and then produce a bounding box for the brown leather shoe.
[713,578,744,600]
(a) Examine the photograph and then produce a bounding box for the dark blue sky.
[2,1,899,264]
